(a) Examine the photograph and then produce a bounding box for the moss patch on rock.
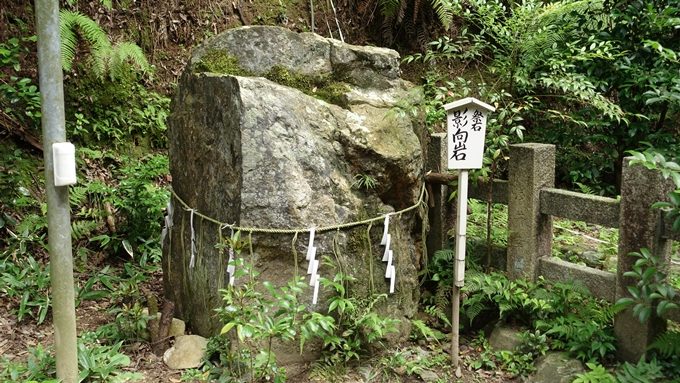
[193,50,252,76]
[265,66,349,107]
[194,52,348,107]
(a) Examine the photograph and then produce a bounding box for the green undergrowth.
[0,326,144,382]
[190,235,400,382]
[193,50,349,106]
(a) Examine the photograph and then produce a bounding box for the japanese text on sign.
[447,107,487,169]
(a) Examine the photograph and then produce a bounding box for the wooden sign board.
[444,98,495,170]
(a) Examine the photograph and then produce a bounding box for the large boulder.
[163,26,426,365]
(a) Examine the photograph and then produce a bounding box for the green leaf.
[220,322,235,335]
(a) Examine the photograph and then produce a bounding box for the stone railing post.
[426,133,448,260]
[507,143,555,281]
[615,158,674,362]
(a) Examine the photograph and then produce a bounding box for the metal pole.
[34,1,78,382]
[451,169,468,377]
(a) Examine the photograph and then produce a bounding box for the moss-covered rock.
[166,26,425,370]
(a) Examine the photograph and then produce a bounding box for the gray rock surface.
[524,352,585,383]
[190,26,401,81]
[489,324,524,352]
[164,26,425,368]
[168,318,186,338]
[163,335,208,370]
[581,250,604,268]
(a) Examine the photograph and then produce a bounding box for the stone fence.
[425,134,679,362]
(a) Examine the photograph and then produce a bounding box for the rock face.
[489,324,524,352]
[163,26,425,365]
[525,352,585,383]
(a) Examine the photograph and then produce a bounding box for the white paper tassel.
[381,214,390,245]
[309,260,319,285]
[227,247,235,286]
[385,250,393,278]
[312,275,320,304]
[306,247,317,274]
[389,265,396,293]
[382,234,391,261]
[306,228,316,261]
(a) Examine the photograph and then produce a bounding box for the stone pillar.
[615,158,674,362]
[426,133,448,261]
[506,143,555,281]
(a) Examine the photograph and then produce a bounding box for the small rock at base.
[417,369,440,382]
[524,352,585,383]
[163,335,208,369]
[169,318,186,337]
[489,324,524,352]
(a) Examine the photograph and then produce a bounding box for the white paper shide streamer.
[306,228,320,304]
[380,215,396,293]
[227,228,236,286]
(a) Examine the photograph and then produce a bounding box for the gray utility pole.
[34,1,78,382]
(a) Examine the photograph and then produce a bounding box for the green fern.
[430,0,455,30]
[410,319,445,341]
[60,10,110,72]
[425,304,451,328]
[574,363,616,383]
[649,331,680,358]
[59,10,150,79]
[102,42,150,80]
[616,359,664,383]
[379,0,402,17]
[71,219,99,240]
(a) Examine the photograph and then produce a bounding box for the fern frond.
[379,0,402,17]
[413,0,422,23]
[430,0,453,30]
[59,10,149,80]
[649,331,680,358]
[424,304,451,328]
[59,10,111,71]
[463,299,486,324]
[396,0,408,24]
[616,359,663,383]
[71,219,99,240]
[109,42,151,79]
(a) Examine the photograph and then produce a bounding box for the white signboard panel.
[444,97,495,170]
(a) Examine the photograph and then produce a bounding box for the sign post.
[443,97,495,375]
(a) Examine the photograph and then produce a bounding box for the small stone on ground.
[524,352,585,383]
[163,335,208,369]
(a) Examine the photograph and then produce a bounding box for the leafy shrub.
[321,272,400,363]
[616,359,664,383]
[461,272,618,364]
[65,80,169,149]
[0,255,51,324]
[574,363,616,383]
[0,333,141,383]
[0,35,41,130]
[210,250,335,382]
[0,345,56,382]
[77,332,143,382]
[114,154,169,243]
